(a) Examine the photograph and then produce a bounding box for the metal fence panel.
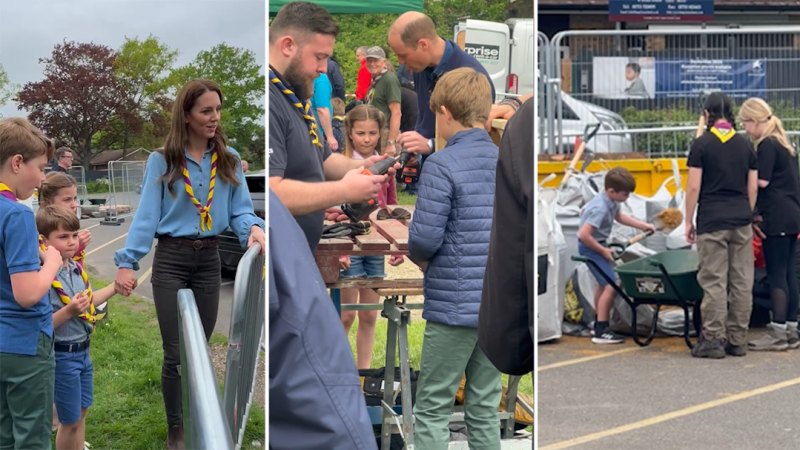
[178,289,234,450]
[538,31,551,155]
[541,26,800,155]
[102,161,145,225]
[222,243,265,449]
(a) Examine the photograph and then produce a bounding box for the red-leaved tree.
[16,41,127,170]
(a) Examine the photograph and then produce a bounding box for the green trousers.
[0,332,55,450]
[697,225,754,346]
[414,321,502,450]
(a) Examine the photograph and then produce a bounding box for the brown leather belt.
[157,235,219,250]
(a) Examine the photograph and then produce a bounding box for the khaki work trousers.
[696,225,754,346]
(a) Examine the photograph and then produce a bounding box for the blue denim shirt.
[49,259,93,344]
[0,197,53,356]
[114,147,264,270]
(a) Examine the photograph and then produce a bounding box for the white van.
[456,20,633,153]
[454,18,534,97]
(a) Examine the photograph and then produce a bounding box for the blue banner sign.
[655,59,767,99]
[609,0,714,22]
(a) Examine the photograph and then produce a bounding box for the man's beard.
[284,55,314,101]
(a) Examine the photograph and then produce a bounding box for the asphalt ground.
[79,213,236,337]
[537,331,800,449]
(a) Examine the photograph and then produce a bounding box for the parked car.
[219,170,265,273]
[538,71,633,154]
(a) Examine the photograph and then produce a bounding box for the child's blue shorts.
[54,347,93,425]
[341,255,385,279]
[578,242,617,287]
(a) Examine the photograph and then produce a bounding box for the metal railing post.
[178,289,234,450]
[223,243,265,449]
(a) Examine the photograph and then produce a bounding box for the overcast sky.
[0,0,265,117]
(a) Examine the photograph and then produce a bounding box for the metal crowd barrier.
[102,160,145,225]
[538,26,800,154]
[177,289,234,450]
[223,243,265,449]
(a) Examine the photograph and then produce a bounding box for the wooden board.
[354,226,391,250]
[326,278,421,290]
[372,219,409,250]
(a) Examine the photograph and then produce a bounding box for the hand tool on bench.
[342,148,412,222]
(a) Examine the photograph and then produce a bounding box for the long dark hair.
[160,79,239,194]
[704,92,736,131]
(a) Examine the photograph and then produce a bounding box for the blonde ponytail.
[739,98,796,156]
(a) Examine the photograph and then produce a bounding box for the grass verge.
[76,277,264,449]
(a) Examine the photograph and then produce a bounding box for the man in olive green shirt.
[365,46,401,155]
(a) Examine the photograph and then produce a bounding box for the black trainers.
[592,329,625,344]
[724,343,747,357]
[692,336,725,359]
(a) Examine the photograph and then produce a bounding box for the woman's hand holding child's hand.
[388,255,404,266]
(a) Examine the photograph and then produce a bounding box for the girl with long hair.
[338,104,403,369]
[739,97,800,351]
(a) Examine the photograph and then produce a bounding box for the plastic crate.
[615,249,703,301]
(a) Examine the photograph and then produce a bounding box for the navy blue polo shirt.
[412,40,496,141]
[268,70,333,251]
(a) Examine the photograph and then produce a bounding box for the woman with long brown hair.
[113,79,264,449]
[739,97,800,352]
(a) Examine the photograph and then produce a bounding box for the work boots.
[691,334,725,359]
[748,323,789,352]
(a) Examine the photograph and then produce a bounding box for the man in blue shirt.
[389,11,495,157]
[312,73,337,151]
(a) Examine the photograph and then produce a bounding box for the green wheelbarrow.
[572,249,703,349]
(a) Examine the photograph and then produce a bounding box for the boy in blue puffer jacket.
[408,68,501,449]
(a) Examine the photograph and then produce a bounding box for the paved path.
[538,333,800,449]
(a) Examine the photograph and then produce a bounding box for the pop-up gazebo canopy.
[269,0,424,15]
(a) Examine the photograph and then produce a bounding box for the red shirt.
[355,60,371,100]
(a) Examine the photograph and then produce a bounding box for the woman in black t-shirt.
[685,92,758,359]
[739,97,800,351]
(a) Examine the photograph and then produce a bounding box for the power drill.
[342,150,412,223]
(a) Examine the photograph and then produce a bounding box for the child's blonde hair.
[331,97,346,117]
[343,104,386,158]
[0,117,55,166]
[429,67,492,128]
[39,172,78,206]
[36,204,80,238]
[738,97,796,156]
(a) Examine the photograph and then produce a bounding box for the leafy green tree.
[328,0,509,95]
[0,64,17,113]
[170,43,265,167]
[104,35,178,154]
